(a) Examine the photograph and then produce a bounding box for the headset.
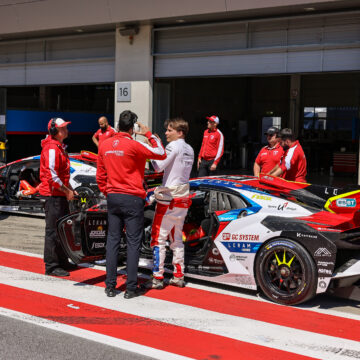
[49,117,58,136]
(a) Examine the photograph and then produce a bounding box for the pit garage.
[153,11,360,183]
[0,32,115,162]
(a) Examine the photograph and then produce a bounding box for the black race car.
[0,151,162,216]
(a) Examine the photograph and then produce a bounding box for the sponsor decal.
[221,241,261,253]
[296,232,317,239]
[319,280,327,288]
[277,202,288,211]
[212,247,220,256]
[317,261,335,267]
[269,203,296,211]
[265,241,295,249]
[222,233,231,240]
[208,257,224,265]
[314,248,331,257]
[316,227,341,232]
[231,234,260,241]
[318,268,332,275]
[336,198,356,208]
[229,254,247,262]
[87,219,107,226]
[251,194,272,201]
[112,139,119,148]
[91,242,105,249]
[325,187,338,195]
[89,229,106,238]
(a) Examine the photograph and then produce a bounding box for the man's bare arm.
[253,162,261,177]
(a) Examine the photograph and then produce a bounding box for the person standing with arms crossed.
[92,116,116,149]
[39,118,77,277]
[253,126,283,177]
[146,118,194,289]
[96,110,166,299]
[269,128,307,183]
[197,115,224,176]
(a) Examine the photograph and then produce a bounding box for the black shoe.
[105,286,116,297]
[45,268,69,277]
[61,262,78,271]
[124,287,145,299]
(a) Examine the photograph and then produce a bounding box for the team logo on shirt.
[112,140,119,148]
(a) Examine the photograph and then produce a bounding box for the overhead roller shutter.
[154,12,360,77]
[0,32,115,85]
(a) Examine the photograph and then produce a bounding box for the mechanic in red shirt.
[97,110,166,299]
[253,126,283,177]
[197,115,224,176]
[92,116,116,149]
[269,128,307,183]
[39,118,77,277]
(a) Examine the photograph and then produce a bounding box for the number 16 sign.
[117,82,131,102]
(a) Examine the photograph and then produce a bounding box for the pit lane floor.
[1,213,360,360]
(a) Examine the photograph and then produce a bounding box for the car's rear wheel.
[255,238,317,305]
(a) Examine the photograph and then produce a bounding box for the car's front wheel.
[255,238,317,305]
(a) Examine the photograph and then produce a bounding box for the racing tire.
[255,238,317,305]
[69,186,97,213]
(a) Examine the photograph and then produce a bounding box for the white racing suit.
[150,138,194,279]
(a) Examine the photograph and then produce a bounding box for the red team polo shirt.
[255,143,284,174]
[198,128,224,165]
[280,140,307,182]
[94,126,116,147]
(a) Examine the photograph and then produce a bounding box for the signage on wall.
[117,82,131,102]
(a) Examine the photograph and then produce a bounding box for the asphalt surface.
[0,315,155,360]
[1,212,360,359]
[0,213,156,360]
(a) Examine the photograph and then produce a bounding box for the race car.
[57,174,360,305]
[0,151,162,216]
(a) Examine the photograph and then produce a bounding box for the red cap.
[206,115,219,124]
[47,118,71,131]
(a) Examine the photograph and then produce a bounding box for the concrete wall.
[0,0,351,36]
[114,25,153,130]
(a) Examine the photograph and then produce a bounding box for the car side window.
[209,190,247,212]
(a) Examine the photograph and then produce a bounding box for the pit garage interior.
[154,73,360,183]
[152,11,360,184]
[0,8,359,186]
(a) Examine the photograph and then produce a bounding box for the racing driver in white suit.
[147,118,194,289]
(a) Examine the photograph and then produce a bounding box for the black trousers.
[198,159,216,177]
[106,193,144,291]
[44,196,70,272]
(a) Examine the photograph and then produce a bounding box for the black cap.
[280,128,294,139]
[264,126,280,136]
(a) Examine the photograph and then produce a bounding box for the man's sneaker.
[169,276,185,288]
[45,268,69,277]
[145,277,164,289]
[105,286,116,297]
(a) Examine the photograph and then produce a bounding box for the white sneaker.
[145,277,164,289]
[169,276,185,288]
